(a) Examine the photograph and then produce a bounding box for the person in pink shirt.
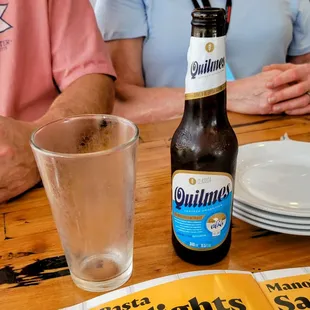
[0,0,116,202]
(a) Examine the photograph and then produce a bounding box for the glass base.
[71,260,133,292]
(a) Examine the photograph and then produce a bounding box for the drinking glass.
[30,115,138,292]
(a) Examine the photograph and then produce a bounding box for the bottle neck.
[182,90,228,127]
[184,9,227,127]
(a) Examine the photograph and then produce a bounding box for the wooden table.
[1,113,310,309]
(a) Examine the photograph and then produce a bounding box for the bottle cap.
[191,8,226,27]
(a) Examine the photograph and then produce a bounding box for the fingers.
[267,81,310,103]
[271,94,310,113]
[266,67,301,89]
[262,63,294,72]
[266,64,310,89]
[286,104,310,115]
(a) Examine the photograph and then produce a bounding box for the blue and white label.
[172,171,233,251]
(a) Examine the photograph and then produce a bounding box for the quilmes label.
[185,36,226,100]
[172,170,233,251]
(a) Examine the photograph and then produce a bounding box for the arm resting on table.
[36,73,115,127]
[108,38,285,123]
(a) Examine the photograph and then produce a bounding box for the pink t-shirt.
[0,0,116,121]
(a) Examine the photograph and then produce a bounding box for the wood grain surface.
[1,113,310,310]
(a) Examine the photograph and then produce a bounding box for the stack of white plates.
[233,139,310,236]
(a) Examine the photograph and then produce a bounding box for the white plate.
[233,210,310,236]
[233,205,310,230]
[235,140,310,217]
[233,200,310,225]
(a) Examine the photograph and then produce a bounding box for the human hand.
[263,63,310,115]
[0,117,40,203]
[227,70,288,115]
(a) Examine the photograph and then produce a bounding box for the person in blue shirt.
[93,0,310,123]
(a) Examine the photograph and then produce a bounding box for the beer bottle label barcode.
[172,170,232,251]
[185,36,226,100]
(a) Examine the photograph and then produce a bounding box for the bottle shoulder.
[171,123,238,174]
[171,123,238,151]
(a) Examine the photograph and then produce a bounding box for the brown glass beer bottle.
[170,8,238,265]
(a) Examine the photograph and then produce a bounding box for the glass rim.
[30,114,139,158]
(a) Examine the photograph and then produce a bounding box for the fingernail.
[266,82,273,88]
[272,105,281,112]
[268,97,276,104]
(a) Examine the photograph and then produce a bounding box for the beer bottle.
[170,8,238,265]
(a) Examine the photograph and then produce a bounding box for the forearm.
[226,81,239,111]
[114,79,265,123]
[35,74,115,127]
[225,71,285,115]
[226,80,252,113]
[113,82,184,124]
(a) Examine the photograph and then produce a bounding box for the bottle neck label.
[185,36,226,100]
